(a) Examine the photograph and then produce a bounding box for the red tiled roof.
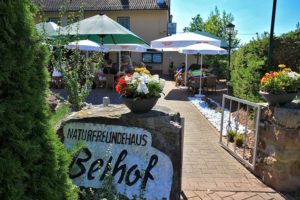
[34,0,168,12]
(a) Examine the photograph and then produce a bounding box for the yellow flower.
[134,67,143,72]
[135,68,150,74]
[283,67,292,72]
[142,69,150,74]
[278,64,286,69]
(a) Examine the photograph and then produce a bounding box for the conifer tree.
[0,1,78,199]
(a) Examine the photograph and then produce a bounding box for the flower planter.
[122,97,160,113]
[259,91,297,106]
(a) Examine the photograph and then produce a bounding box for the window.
[143,54,152,63]
[142,53,163,64]
[117,17,130,30]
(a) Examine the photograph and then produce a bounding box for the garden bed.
[189,96,256,164]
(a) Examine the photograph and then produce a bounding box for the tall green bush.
[273,30,300,71]
[231,30,300,102]
[230,37,268,102]
[0,1,77,199]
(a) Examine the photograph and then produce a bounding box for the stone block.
[255,106,300,192]
[273,107,300,128]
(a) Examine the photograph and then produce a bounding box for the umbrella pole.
[118,51,121,74]
[85,51,89,90]
[128,55,133,71]
[185,54,188,86]
[199,54,203,95]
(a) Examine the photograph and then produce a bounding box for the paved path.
[157,81,287,200]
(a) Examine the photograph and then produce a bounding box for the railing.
[220,94,263,170]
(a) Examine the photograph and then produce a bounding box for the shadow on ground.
[164,88,189,101]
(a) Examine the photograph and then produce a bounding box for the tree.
[0,0,78,199]
[188,14,204,32]
[51,1,103,111]
[188,7,239,46]
[186,7,240,79]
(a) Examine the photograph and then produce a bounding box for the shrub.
[0,1,77,199]
[273,30,300,72]
[235,134,244,147]
[227,130,237,142]
[203,97,218,109]
[205,56,228,79]
[231,30,300,102]
[231,37,268,102]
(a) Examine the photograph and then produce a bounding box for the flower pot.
[259,91,297,106]
[122,97,160,113]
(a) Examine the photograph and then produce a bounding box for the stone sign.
[63,122,173,199]
[59,105,183,199]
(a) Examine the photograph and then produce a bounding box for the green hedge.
[0,1,77,199]
[231,30,300,102]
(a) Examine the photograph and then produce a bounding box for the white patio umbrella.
[66,41,150,72]
[36,22,59,37]
[65,40,109,90]
[66,40,108,52]
[106,44,149,52]
[179,43,228,96]
[151,32,221,86]
[151,32,221,49]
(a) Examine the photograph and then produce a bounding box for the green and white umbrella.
[60,14,149,72]
[60,14,147,45]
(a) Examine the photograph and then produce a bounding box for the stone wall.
[255,106,300,192]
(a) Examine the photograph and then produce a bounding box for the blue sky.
[171,0,300,44]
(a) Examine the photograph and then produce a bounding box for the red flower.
[118,77,127,85]
[115,84,122,93]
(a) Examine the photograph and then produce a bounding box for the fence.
[220,94,263,170]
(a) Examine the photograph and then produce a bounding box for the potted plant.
[115,67,165,113]
[259,64,300,105]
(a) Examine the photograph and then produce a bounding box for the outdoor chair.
[188,77,205,95]
[105,74,115,91]
[203,75,217,93]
